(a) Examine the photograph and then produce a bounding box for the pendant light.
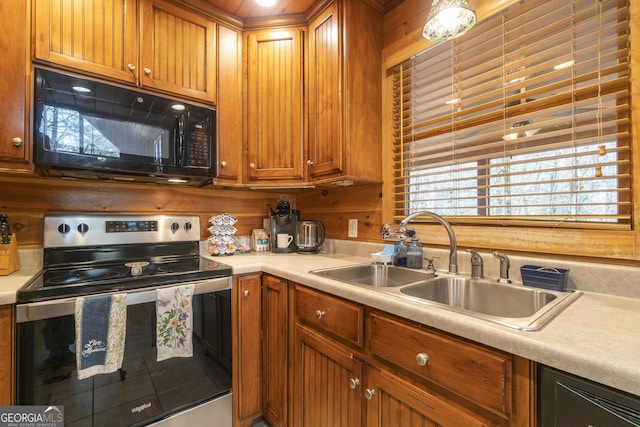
[422,0,477,42]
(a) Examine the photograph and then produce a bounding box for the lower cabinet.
[261,275,289,427]
[0,304,14,405]
[234,277,534,426]
[233,274,262,426]
[364,364,488,427]
[293,324,363,427]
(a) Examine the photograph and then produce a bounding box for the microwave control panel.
[187,111,213,168]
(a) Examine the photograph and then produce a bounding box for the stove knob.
[184,222,192,231]
[170,222,180,233]
[58,223,71,234]
[77,223,89,234]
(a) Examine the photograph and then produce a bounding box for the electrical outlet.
[348,219,358,238]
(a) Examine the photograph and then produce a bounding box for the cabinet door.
[294,324,363,427]
[0,305,14,405]
[233,275,262,425]
[262,275,289,427]
[365,365,487,427]
[307,1,343,179]
[139,0,216,102]
[215,24,242,182]
[33,0,138,83]
[0,1,29,165]
[246,29,304,182]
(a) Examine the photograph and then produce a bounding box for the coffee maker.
[270,200,299,253]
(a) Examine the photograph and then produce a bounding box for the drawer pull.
[315,309,326,319]
[243,290,250,297]
[348,378,360,389]
[364,388,376,400]
[416,352,429,366]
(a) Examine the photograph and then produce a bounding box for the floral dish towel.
[156,284,195,362]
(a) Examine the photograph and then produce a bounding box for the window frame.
[381,0,640,261]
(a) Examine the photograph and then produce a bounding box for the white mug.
[276,233,294,248]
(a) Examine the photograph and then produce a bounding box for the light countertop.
[210,251,640,398]
[3,249,639,398]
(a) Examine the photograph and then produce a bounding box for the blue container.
[520,265,570,291]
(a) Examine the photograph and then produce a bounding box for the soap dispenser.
[406,236,423,269]
[394,240,408,266]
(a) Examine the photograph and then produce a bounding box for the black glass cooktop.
[18,242,231,303]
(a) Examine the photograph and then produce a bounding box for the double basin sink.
[310,263,581,331]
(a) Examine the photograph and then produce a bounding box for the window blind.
[391,0,630,229]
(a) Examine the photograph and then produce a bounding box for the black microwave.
[33,68,216,186]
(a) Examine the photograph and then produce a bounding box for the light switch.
[348,219,358,238]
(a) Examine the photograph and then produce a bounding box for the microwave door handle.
[176,115,186,166]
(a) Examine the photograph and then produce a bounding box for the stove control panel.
[106,220,159,233]
[43,215,201,247]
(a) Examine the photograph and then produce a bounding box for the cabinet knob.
[243,290,250,297]
[364,389,376,400]
[415,353,429,366]
[220,161,227,168]
[127,64,136,71]
[249,163,255,170]
[348,378,360,389]
[306,159,314,166]
[144,67,152,76]
[315,309,326,319]
[12,137,22,146]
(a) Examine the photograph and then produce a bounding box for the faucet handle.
[492,252,512,284]
[465,249,483,279]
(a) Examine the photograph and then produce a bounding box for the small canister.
[252,229,269,252]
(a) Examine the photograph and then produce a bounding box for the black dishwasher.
[538,365,640,426]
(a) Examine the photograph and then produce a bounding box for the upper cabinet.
[139,0,216,102]
[307,0,383,185]
[0,0,30,169]
[33,0,138,84]
[244,28,305,183]
[33,0,217,103]
[215,24,243,182]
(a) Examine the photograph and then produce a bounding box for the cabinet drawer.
[367,311,512,418]
[295,286,364,347]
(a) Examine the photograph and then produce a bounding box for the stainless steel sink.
[310,264,581,331]
[397,276,581,330]
[310,263,435,288]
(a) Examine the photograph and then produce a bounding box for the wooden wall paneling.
[0,176,279,247]
[295,183,383,241]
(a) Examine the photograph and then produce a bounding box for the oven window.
[17,293,231,426]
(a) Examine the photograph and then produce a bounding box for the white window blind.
[391,0,630,229]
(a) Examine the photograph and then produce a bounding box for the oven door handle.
[16,276,231,323]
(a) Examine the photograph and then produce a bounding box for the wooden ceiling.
[202,0,397,20]
[203,0,318,18]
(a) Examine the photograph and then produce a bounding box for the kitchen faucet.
[381,211,458,274]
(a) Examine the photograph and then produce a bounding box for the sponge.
[379,245,398,255]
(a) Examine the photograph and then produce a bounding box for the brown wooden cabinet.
[215,24,243,183]
[0,0,30,169]
[294,324,363,427]
[307,0,383,185]
[33,0,217,102]
[0,305,15,405]
[290,285,533,427]
[233,274,262,426]
[139,0,216,102]
[262,275,289,426]
[364,364,488,427]
[245,28,304,184]
[33,0,138,84]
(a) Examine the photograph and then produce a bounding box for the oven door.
[16,277,232,427]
